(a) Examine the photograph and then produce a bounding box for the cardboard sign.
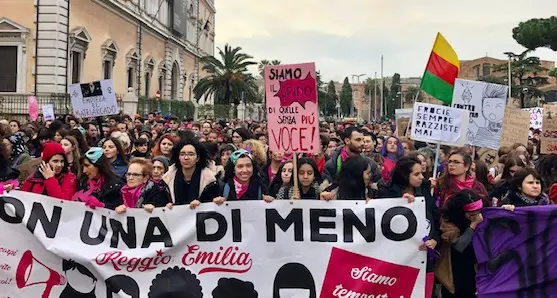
[68,80,118,118]
[264,63,319,153]
[499,108,530,148]
[541,105,557,154]
[411,102,469,146]
[523,107,543,130]
[395,108,413,138]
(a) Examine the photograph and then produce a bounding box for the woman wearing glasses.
[71,147,125,212]
[162,139,219,209]
[115,158,172,213]
[435,150,489,209]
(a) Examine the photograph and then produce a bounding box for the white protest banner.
[69,80,118,118]
[411,102,469,146]
[0,191,427,298]
[42,104,55,121]
[264,63,319,153]
[451,79,508,149]
[523,107,543,130]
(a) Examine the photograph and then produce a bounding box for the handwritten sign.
[540,105,557,154]
[499,108,530,148]
[68,80,118,118]
[264,63,319,153]
[410,102,469,146]
[42,104,55,121]
[523,107,543,130]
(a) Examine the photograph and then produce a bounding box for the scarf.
[386,153,398,162]
[315,155,325,174]
[233,177,249,199]
[453,175,475,190]
[72,176,105,202]
[340,147,350,162]
[174,166,201,204]
[268,165,277,184]
[9,134,26,159]
[121,183,146,208]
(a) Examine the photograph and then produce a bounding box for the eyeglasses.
[180,152,197,158]
[126,172,144,178]
[448,160,464,165]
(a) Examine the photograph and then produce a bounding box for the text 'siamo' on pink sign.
[264,63,319,154]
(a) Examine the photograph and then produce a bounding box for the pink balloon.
[27,96,38,121]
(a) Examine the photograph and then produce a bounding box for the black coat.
[136,179,172,208]
[219,177,269,201]
[76,175,124,210]
[375,179,440,272]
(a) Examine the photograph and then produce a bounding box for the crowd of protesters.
[0,111,554,298]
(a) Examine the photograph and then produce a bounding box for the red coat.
[22,172,77,200]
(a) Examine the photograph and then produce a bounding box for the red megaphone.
[16,250,66,298]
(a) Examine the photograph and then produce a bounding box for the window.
[473,65,480,78]
[482,63,491,77]
[103,60,112,80]
[0,18,29,93]
[171,62,180,99]
[127,68,134,88]
[69,27,91,85]
[101,39,119,81]
[0,46,17,92]
[145,75,151,97]
[144,56,155,97]
[126,49,140,91]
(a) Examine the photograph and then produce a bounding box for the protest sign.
[0,191,427,298]
[476,148,498,169]
[264,63,319,153]
[411,102,469,146]
[540,105,557,154]
[395,108,413,138]
[523,107,543,130]
[451,79,508,149]
[27,96,38,121]
[42,104,55,121]
[473,206,557,298]
[68,80,118,118]
[499,108,530,148]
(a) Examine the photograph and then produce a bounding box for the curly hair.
[171,139,210,169]
[242,139,267,167]
[148,267,202,298]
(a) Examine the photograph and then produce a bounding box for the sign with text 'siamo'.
[411,102,469,146]
[0,191,428,297]
[69,80,118,118]
[264,63,319,153]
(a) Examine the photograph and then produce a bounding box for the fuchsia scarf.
[72,176,105,202]
[233,177,249,199]
[453,175,475,190]
[121,183,146,208]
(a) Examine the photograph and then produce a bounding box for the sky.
[214,0,557,83]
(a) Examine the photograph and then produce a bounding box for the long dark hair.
[441,189,481,232]
[102,137,129,165]
[501,153,526,181]
[269,161,293,197]
[68,128,90,154]
[474,160,490,189]
[80,153,118,182]
[291,157,323,185]
[171,139,209,169]
[337,156,369,200]
[438,150,473,189]
[391,156,421,188]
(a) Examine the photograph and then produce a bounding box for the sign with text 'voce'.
[411,102,469,146]
[0,191,427,298]
[69,80,118,118]
[264,63,319,153]
[473,206,557,298]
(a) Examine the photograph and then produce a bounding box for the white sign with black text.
[411,102,469,146]
[69,80,118,118]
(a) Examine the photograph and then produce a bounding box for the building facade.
[0,0,215,102]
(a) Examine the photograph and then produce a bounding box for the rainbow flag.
[420,33,459,105]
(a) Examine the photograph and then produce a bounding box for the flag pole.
[380,55,384,119]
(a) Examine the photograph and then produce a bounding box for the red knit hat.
[42,142,66,161]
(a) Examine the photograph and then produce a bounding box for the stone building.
[0,0,215,102]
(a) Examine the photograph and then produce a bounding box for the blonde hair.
[242,139,267,166]
[129,157,153,176]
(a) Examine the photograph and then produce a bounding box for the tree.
[550,68,557,79]
[258,59,281,77]
[316,72,336,117]
[387,73,402,116]
[512,17,557,51]
[193,44,259,105]
[339,77,353,116]
[404,86,423,103]
[490,50,549,108]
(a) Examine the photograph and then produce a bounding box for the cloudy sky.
[214,0,556,82]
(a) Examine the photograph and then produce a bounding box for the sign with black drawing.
[451,79,509,149]
[68,80,118,118]
[411,102,469,146]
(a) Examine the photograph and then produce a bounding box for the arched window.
[158,61,168,99]
[101,39,119,80]
[69,27,91,84]
[171,62,179,99]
